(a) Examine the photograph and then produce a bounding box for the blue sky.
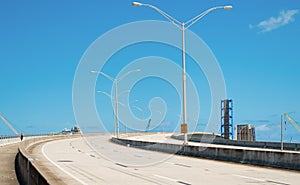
[0,0,299,142]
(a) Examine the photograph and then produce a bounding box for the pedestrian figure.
[20,133,24,141]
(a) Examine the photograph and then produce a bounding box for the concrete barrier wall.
[172,134,300,151]
[16,136,70,185]
[112,137,300,171]
[17,150,48,185]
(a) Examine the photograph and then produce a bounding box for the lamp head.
[223,5,233,10]
[132,2,143,7]
[90,70,98,74]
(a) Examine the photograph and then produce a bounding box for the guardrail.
[0,133,52,139]
[171,134,300,151]
[0,133,57,147]
[0,135,19,139]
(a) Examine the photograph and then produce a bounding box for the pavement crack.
[109,167,163,185]
[266,180,290,185]
[67,164,105,183]
[177,181,191,185]
[115,163,128,168]
[174,163,191,168]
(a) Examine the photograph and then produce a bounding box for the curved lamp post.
[91,69,141,138]
[132,2,232,144]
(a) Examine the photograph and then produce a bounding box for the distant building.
[235,124,255,141]
[71,126,81,134]
[62,128,72,135]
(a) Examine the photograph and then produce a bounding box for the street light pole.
[181,22,188,144]
[91,69,141,138]
[132,2,232,144]
[96,90,118,136]
[99,92,137,135]
[115,80,119,137]
[281,115,283,151]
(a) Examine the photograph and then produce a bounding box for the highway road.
[41,134,300,185]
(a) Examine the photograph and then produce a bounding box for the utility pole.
[281,115,283,151]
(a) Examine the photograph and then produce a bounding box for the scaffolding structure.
[221,99,233,140]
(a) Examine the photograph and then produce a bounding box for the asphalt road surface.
[41,134,300,185]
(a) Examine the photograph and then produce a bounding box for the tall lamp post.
[121,99,139,133]
[97,90,130,135]
[91,69,141,138]
[132,2,232,144]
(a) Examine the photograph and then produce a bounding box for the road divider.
[111,136,300,171]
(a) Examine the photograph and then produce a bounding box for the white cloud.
[256,124,270,131]
[250,9,299,33]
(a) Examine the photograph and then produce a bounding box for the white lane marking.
[41,142,88,185]
[233,174,265,182]
[154,174,177,182]
[166,162,174,165]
